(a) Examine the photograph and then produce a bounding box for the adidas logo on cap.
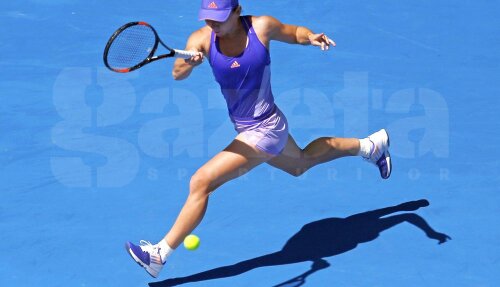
[208,1,218,8]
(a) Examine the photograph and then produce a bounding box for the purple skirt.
[230,106,289,155]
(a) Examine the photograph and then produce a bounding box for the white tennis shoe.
[125,240,164,278]
[366,129,392,179]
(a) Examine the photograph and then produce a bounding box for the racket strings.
[106,24,157,69]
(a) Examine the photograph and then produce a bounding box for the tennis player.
[125,0,391,278]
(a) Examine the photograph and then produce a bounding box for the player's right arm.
[172,27,210,80]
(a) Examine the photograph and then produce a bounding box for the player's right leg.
[125,134,273,277]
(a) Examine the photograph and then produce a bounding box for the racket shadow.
[149,199,451,287]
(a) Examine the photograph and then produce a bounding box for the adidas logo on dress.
[230,61,240,68]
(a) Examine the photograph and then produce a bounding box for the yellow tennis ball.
[183,234,200,251]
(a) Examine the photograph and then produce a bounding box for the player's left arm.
[258,16,336,50]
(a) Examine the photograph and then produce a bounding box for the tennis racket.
[103,21,197,73]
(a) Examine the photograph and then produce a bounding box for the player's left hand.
[308,33,336,50]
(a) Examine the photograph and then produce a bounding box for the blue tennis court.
[2,0,499,286]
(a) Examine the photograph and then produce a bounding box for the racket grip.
[174,49,198,59]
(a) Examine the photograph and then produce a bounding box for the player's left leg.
[267,135,360,176]
[268,129,391,178]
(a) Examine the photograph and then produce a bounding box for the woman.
[126,0,391,278]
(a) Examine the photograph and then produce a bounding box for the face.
[205,7,240,37]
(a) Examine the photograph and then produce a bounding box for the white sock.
[357,138,374,158]
[156,239,174,263]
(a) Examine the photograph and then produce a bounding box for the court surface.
[1,0,499,286]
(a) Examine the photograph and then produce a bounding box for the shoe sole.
[381,129,392,179]
[124,242,158,278]
[383,150,392,179]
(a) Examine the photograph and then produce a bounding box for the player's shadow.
[150,199,451,287]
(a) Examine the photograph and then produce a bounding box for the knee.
[281,150,309,177]
[286,167,307,177]
[189,171,212,197]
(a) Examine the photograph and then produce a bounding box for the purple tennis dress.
[208,16,289,155]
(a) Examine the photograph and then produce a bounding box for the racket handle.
[173,49,198,59]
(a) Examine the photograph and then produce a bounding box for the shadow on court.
[150,200,451,287]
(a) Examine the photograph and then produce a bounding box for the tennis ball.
[183,234,200,251]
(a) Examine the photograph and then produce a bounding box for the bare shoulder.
[192,26,212,38]
[250,15,281,34]
[186,26,212,54]
[249,15,283,46]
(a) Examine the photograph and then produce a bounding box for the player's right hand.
[185,50,204,66]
